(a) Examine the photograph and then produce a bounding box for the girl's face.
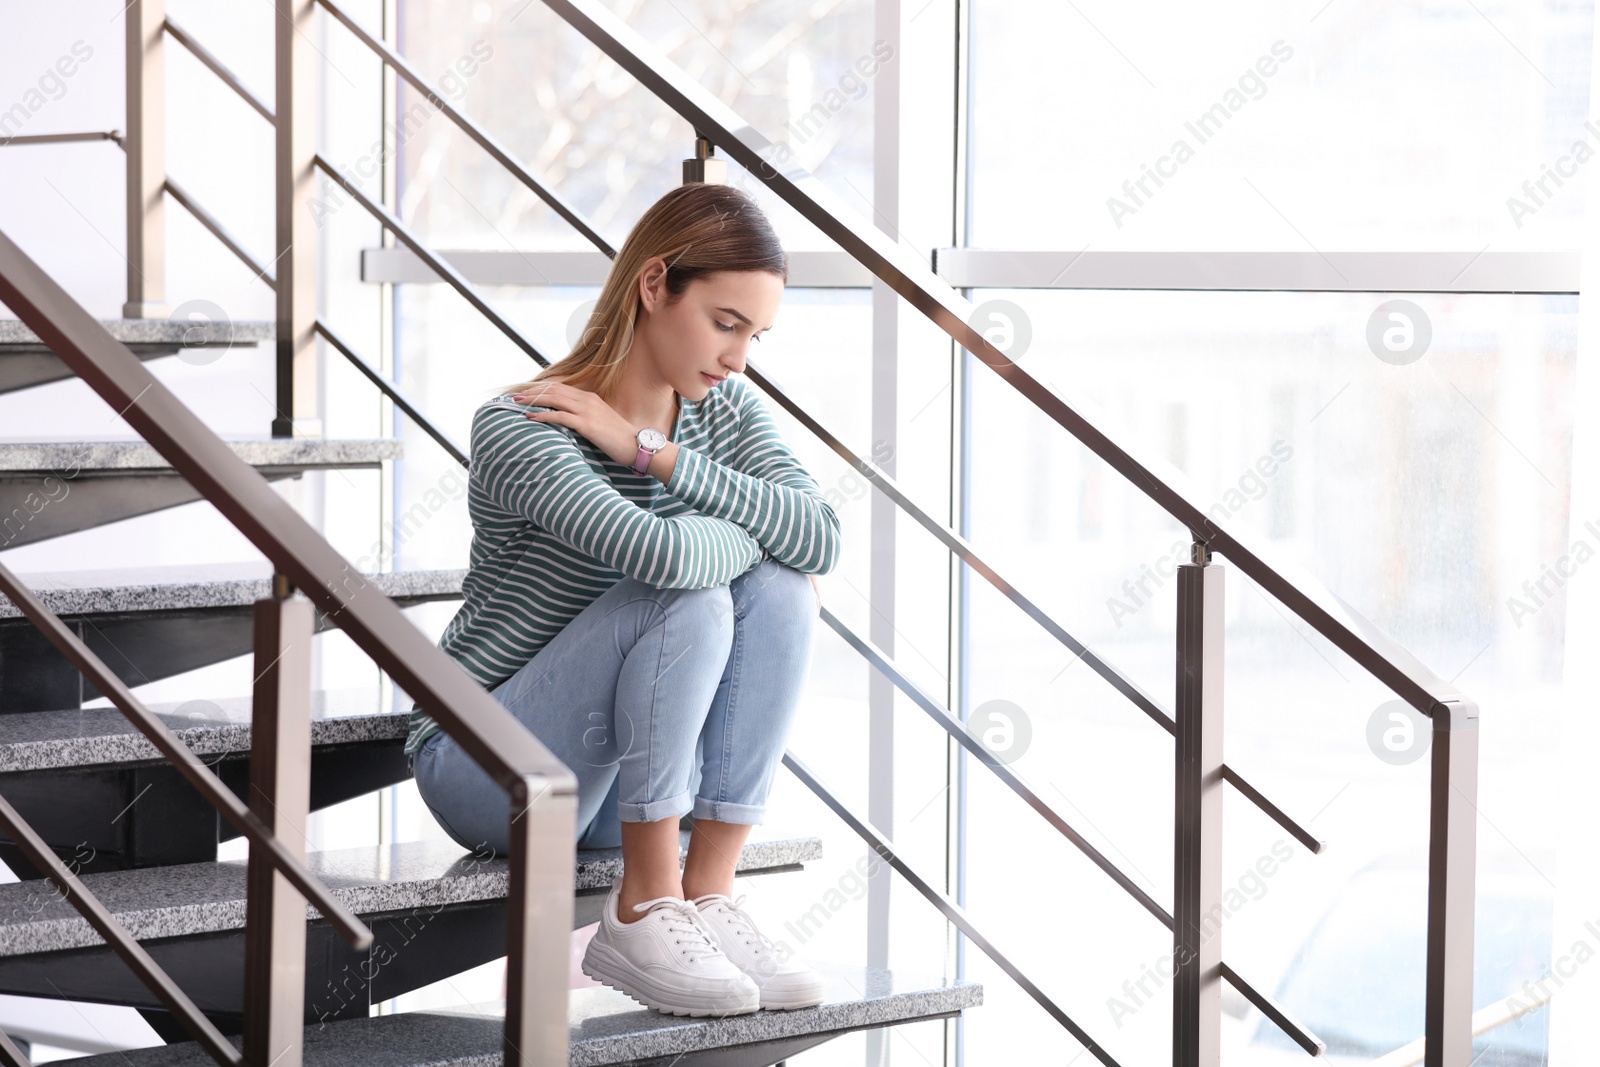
[635,258,784,399]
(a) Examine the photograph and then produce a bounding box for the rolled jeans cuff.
[617,789,694,824]
[692,795,766,824]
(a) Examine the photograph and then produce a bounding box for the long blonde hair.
[492,183,788,400]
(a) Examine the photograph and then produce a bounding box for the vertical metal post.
[1424,699,1478,1067]
[243,572,313,1067]
[681,134,727,184]
[122,0,168,319]
[504,777,576,1067]
[866,3,901,1064]
[274,0,322,438]
[1174,542,1223,1067]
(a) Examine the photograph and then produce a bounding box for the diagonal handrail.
[0,131,122,149]
[314,156,553,367]
[163,16,274,123]
[819,602,1170,927]
[314,0,616,256]
[164,177,276,289]
[315,318,468,466]
[782,750,1126,1067]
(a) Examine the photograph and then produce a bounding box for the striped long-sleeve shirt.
[404,376,842,760]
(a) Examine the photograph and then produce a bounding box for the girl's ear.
[636,255,668,312]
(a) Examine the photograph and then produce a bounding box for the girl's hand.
[510,382,638,469]
[809,574,821,611]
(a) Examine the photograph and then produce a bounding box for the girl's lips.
[701,372,724,385]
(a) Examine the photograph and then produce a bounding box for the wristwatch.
[631,427,667,474]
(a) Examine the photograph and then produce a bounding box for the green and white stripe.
[404,376,840,760]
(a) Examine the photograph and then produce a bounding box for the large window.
[969,1,1592,251]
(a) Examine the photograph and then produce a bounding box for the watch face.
[638,428,667,450]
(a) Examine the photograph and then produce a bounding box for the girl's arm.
[473,399,764,589]
[661,378,842,576]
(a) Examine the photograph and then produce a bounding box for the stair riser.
[0,905,502,1021]
[0,740,409,875]
[0,470,306,550]
[0,345,174,397]
[0,593,458,712]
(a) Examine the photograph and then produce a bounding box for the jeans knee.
[664,581,737,633]
[740,559,815,624]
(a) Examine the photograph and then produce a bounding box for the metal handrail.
[782,750,1125,1067]
[820,602,1168,925]
[163,177,277,288]
[0,131,122,148]
[0,223,579,1063]
[101,141,463,473]
[313,156,553,366]
[315,318,468,466]
[163,15,274,123]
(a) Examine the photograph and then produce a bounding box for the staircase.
[0,310,979,1062]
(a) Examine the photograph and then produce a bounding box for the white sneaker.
[581,879,760,1017]
[692,892,826,1010]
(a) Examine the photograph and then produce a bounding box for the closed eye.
[717,320,769,341]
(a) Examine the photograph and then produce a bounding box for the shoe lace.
[691,893,775,954]
[631,896,725,964]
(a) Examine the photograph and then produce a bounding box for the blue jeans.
[412,558,817,855]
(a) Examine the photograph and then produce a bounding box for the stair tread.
[0,436,399,471]
[0,562,465,619]
[66,961,980,1066]
[0,687,406,773]
[0,835,823,956]
[0,319,275,348]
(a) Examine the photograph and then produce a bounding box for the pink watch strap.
[631,444,654,474]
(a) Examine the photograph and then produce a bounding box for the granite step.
[69,961,982,1067]
[0,318,273,396]
[0,562,465,713]
[0,835,824,1027]
[0,687,412,877]
[0,435,401,549]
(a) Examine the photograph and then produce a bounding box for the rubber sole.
[757,989,826,1011]
[581,940,761,1018]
